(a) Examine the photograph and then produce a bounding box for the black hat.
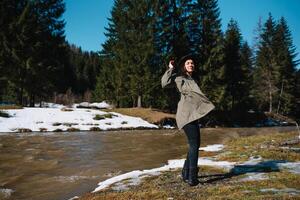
[177,54,197,68]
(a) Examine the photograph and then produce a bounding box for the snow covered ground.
[93,157,236,193]
[91,144,300,193]
[0,102,158,133]
[199,144,224,152]
[0,188,14,199]
[91,144,230,192]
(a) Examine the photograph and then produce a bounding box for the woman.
[161,55,215,186]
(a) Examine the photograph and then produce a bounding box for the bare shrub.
[83,90,92,103]
[53,88,75,107]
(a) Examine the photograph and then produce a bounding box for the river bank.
[78,130,300,200]
[0,104,161,133]
[0,127,297,200]
[1,102,297,134]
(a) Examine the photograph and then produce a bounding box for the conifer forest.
[1,0,299,121]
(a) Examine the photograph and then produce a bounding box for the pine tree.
[93,0,131,107]
[296,69,300,119]
[1,0,66,106]
[153,0,191,60]
[0,0,16,101]
[252,16,263,54]
[65,44,101,98]
[253,14,278,112]
[32,0,67,105]
[273,17,299,114]
[253,14,299,115]
[94,0,163,108]
[6,1,37,105]
[152,0,193,111]
[125,0,157,107]
[240,41,254,110]
[223,19,245,111]
[194,0,225,109]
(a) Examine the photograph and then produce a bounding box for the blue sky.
[63,0,300,63]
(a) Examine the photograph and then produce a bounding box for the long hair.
[179,59,200,84]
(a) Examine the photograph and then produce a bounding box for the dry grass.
[110,108,175,124]
[0,105,23,110]
[80,167,300,200]
[218,131,300,162]
[79,130,300,200]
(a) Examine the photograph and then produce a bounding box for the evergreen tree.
[94,0,160,108]
[273,17,299,114]
[253,14,278,112]
[65,43,101,98]
[223,19,247,111]
[253,14,299,115]
[252,16,263,54]
[93,0,131,107]
[0,0,18,101]
[296,69,300,119]
[194,0,225,109]
[27,0,67,106]
[6,1,37,105]
[0,0,67,106]
[153,0,191,60]
[152,0,192,111]
[240,41,254,110]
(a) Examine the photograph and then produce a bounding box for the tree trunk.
[18,87,24,106]
[268,73,273,113]
[269,89,272,112]
[277,81,284,114]
[29,94,35,107]
[137,95,142,108]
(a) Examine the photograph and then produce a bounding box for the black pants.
[183,120,200,169]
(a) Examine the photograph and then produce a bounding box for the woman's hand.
[169,60,175,69]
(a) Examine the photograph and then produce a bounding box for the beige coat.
[161,68,215,129]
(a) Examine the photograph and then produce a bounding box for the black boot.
[181,160,189,182]
[187,167,199,186]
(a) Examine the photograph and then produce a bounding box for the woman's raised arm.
[161,60,176,88]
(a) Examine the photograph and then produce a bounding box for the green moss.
[93,113,116,120]
[93,114,105,120]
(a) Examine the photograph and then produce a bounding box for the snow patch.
[93,158,236,192]
[36,102,65,109]
[163,125,175,129]
[260,188,300,196]
[68,196,79,200]
[92,152,300,193]
[0,107,158,133]
[239,173,268,182]
[76,101,111,109]
[278,162,300,174]
[199,144,224,152]
[0,188,14,199]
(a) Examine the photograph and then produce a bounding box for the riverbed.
[0,127,296,200]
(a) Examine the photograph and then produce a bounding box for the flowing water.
[0,127,296,200]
